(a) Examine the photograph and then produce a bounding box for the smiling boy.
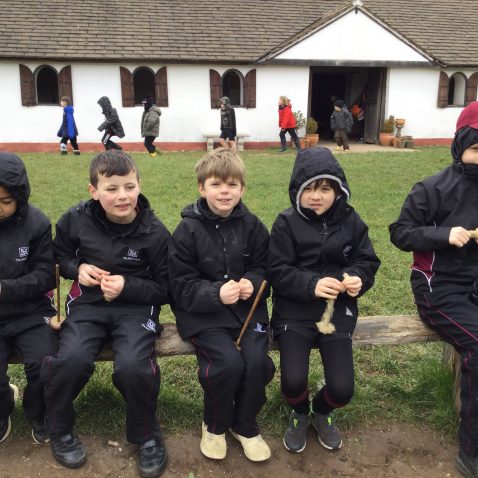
[42,151,171,477]
[168,148,274,462]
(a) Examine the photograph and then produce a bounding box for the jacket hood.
[181,197,246,221]
[289,147,350,220]
[64,104,74,113]
[0,152,30,217]
[97,96,112,111]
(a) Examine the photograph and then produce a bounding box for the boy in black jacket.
[168,149,274,462]
[0,152,57,445]
[268,147,379,454]
[97,96,125,151]
[42,151,170,477]
[390,101,478,478]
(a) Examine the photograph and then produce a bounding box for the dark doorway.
[133,68,156,105]
[309,66,385,143]
[36,66,59,104]
[223,70,242,106]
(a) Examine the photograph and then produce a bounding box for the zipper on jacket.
[216,224,229,280]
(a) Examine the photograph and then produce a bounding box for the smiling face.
[300,179,337,216]
[462,143,478,164]
[88,171,140,224]
[198,176,245,218]
[0,186,17,221]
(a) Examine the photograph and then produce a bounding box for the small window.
[222,70,243,106]
[448,73,467,106]
[36,66,59,104]
[133,67,156,104]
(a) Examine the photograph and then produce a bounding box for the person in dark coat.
[57,96,80,155]
[218,96,237,152]
[42,151,170,477]
[389,101,478,478]
[168,148,274,462]
[268,147,380,454]
[0,152,57,445]
[97,96,125,151]
[330,100,353,151]
[278,96,301,153]
[141,95,162,157]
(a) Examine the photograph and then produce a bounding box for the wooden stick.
[235,280,268,351]
[469,229,478,239]
[55,264,61,323]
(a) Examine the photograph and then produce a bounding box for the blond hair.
[195,148,245,186]
[279,96,290,106]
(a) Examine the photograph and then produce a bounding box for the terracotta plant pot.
[379,132,394,146]
[305,133,319,146]
[299,138,310,149]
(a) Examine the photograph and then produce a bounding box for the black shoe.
[73,150,81,156]
[456,448,478,478]
[283,411,309,453]
[138,434,168,477]
[278,148,287,152]
[0,417,11,444]
[31,416,49,444]
[310,412,342,450]
[50,431,86,469]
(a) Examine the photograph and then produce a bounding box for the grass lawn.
[8,147,457,439]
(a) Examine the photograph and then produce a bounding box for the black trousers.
[42,303,161,443]
[0,314,58,421]
[60,136,79,151]
[414,280,478,455]
[191,325,275,437]
[144,136,157,153]
[279,329,354,415]
[334,129,350,150]
[101,131,122,150]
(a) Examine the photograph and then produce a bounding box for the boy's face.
[60,100,67,107]
[0,186,17,221]
[334,106,341,112]
[198,176,244,218]
[300,180,336,216]
[88,171,140,224]
[462,143,478,164]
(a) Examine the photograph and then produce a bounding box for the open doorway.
[309,66,386,143]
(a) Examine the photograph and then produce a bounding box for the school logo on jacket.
[342,244,352,259]
[253,323,266,333]
[123,248,141,262]
[16,246,29,262]
[142,319,156,333]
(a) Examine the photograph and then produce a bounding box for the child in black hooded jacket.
[268,147,379,454]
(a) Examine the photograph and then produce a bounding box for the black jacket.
[220,106,237,137]
[54,195,170,309]
[169,198,269,339]
[390,164,478,289]
[97,96,125,138]
[267,147,380,333]
[0,152,56,320]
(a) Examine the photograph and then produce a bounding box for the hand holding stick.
[235,280,268,351]
[50,264,66,330]
[469,229,478,240]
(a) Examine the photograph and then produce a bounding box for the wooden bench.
[202,133,250,152]
[8,314,440,363]
[236,133,250,151]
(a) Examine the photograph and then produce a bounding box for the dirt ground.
[0,422,461,478]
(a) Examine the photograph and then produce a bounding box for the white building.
[0,0,476,151]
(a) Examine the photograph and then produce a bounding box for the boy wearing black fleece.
[0,152,57,445]
[43,151,170,477]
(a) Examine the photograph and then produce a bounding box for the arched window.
[222,70,243,106]
[448,73,467,106]
[133,67,156,104]
[36,66,59,104]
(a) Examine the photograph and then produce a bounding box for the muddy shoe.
[200,422,226,460]
[50,431,86,469]
[31,416,49,444]
[283,411,309,453]
[311,412,342,450]
[138,433,168,478]
[456,448,478,478]
[0,384,19,443]
[229,430,271,462]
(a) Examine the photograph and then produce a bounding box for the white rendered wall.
[0,62,310,144]
[386,68,478,138]
[276,10,429,63]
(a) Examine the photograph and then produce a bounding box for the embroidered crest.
[253,323,266,333]
[142,319,156,333]
[127,248,139,258]
[19,246,29,258]
[342,244,352,259]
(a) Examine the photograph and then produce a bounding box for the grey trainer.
[311,412,342,450]
[283,411,309,453]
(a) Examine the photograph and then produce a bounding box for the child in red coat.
[278,96,301,153]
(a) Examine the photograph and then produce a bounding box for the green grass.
[8,147,457,439]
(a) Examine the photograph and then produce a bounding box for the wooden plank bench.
[8,314,440,363]
[202,133,250,152]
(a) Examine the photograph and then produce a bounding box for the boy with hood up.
[268,147,380,454]
[141,95,162,157]
[57,96,80,156]
[97,96,125,151]
[0,152,57,445]
[218,96,237,152]
[390,101,478,478]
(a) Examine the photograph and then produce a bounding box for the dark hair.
[312,178,342,196]
[60,96,71,105]
[89,151,140,187]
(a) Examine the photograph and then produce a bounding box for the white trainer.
[229,430,271,461]
[200,422,226,460]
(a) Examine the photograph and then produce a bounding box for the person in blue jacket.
[57,96,80,156]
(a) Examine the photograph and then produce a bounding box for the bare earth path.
[0,423,460,477]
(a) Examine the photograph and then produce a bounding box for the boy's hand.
[238,278,254,300]
[78,264,110,286]
[220,280,241,305]
[342,275,362,297]
[449,227,471,247]
[100,275,125,301]
[315,277,345,299]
